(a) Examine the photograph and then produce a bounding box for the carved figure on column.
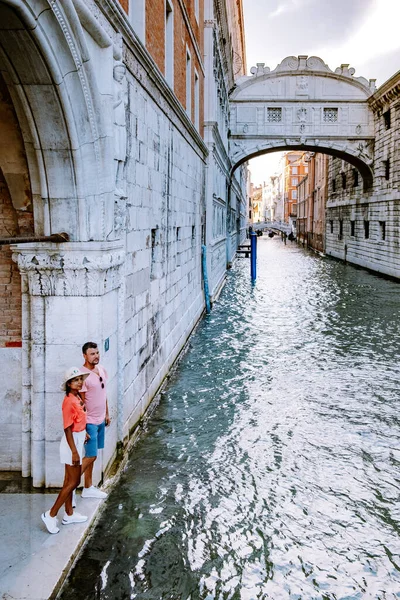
[113,62,128,196]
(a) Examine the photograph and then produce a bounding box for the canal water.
[61,237,400,600]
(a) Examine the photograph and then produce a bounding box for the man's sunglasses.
[99,376,105,389]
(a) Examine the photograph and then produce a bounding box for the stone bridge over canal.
[229,55,377,190]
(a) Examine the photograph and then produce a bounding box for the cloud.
[269,0,312,19]
[244,0,376,71]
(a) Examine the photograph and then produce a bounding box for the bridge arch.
[229,55,376,191]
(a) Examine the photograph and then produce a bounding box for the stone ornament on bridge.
[229,55,376,190]
[247,56,376,93]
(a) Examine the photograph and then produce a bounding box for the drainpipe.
[201,245,211,314]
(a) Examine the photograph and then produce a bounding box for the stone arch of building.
[0,0,113,241]
[229,55,376,191]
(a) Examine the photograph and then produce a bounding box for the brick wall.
[0,169,21,347]
[146,0,166,75]
[145,0,204,137]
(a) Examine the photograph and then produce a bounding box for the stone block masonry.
[325,70,400,279]
[122,63,205,439]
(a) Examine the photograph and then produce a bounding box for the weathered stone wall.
[325,71,400,278]
[121,60,205,438]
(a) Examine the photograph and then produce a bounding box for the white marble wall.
[326,72,400,279]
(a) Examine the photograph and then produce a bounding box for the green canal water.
[60,237,400,600]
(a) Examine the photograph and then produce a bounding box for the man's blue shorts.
[85,421,105,458]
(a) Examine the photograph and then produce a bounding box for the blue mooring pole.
[250,231,257,282]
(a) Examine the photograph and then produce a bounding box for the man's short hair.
[82,341,98,355]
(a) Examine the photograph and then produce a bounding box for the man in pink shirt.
[80,341,111,499]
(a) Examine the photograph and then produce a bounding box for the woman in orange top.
[41,367,90,534]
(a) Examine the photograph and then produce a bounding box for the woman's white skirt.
[59,430,86,466]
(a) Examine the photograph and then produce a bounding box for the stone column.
[13,241,125,488]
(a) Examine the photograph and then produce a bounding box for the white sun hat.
[61,366,90,391]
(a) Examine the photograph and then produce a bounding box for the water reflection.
[61,238,400,599]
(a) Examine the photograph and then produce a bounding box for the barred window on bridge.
[267,108,282,122]
[323,108,338,123]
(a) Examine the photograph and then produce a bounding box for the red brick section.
[118,0,129,13]
[0,169,22,347]
[144,0,204,136]
[146,0,166,75]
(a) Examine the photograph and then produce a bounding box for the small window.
[194,70,200,129]
[194,0,199,21]
[165,0,174,87]
[332,178,336,192]
[383,160,390,180]
[330,220,334,234]
[379,221,386,241]
[176,227,181,266]
[186,48,191,117]
[352,169,359,187]
[249,210,252,219]
[323,108,338,122]
[192,225,195,242]
[267,107,282,122]
[292,189,297,200]
[341,173,346,189]
[364,220,370,239]
[339,219,343,240]
[291,177,298,186]
[350,220,355,237]
[292,166,298,175]
[151,227,159,279]
[383,109,391,130]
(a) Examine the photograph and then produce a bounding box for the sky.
[242,0,400,185]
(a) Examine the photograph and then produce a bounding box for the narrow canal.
[61,237,400,600]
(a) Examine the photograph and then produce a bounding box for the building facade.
[297,153,328,252]
[204,0,247,293]
[0,0,246,486]
[325,70,400,277]
[249,183,262,223]
[282,151,308,231]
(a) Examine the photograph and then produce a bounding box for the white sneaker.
[72,489,77,508]
[62,511,88,525]
[81,486,107,499]
[41,510,60,534]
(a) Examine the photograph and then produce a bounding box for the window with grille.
[338,220,343,240]
[323,108,338,123]
[267,108,282,122]
[383,110,391,130]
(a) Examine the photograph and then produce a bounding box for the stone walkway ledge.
[0,491,103,600]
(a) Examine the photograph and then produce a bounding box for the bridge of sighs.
[229,55,377,190]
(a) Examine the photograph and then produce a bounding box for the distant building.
[297,153,328,252]
[250,183,263,223]
[282,152,308,230]
[263,175,282,222]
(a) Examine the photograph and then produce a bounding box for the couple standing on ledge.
[41,342,111,534]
